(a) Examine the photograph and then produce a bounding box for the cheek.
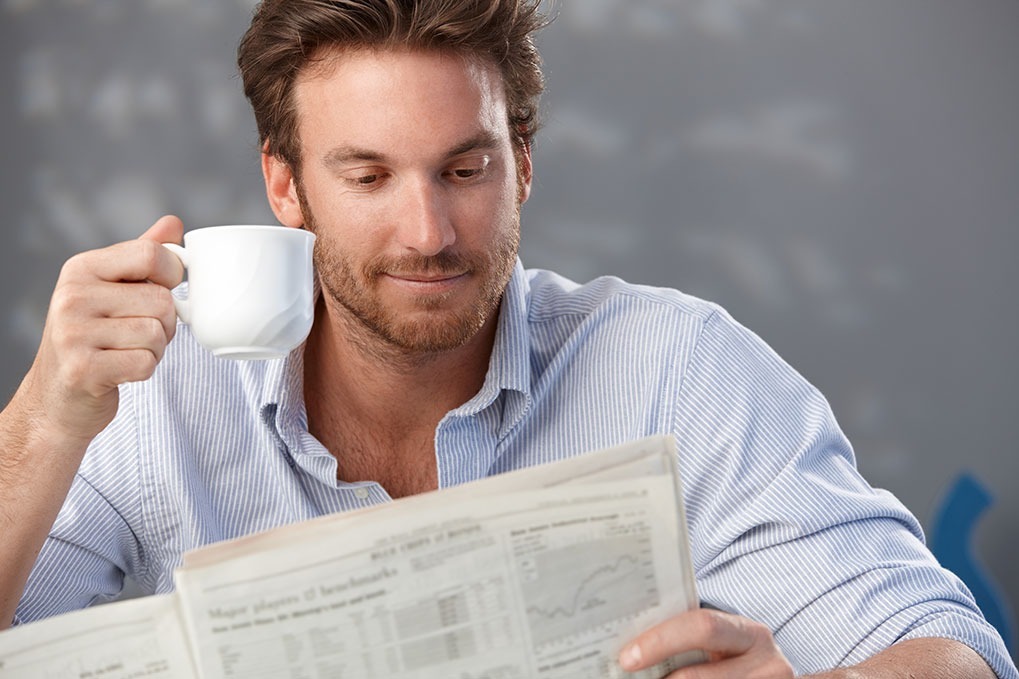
[316,221,377,267]
[303,183,381,248]
[458,182,519,234]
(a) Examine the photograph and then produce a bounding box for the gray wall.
[2,0,1016,657]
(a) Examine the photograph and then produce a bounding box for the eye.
[446,155,491,183]
[343,170,389,191]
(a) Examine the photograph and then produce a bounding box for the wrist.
[2,376,94,475]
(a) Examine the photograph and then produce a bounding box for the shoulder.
[523,267,720,328]
[517,266,805,386]
[516,268,739,415]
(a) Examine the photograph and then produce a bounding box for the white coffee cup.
[162,225,316,360]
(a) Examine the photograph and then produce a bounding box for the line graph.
[519,533,658,647]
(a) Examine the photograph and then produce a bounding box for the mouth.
[390,273,465,283]
[382,271,469,291]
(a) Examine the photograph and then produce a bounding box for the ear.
[262,144,304,228]
[516,141,533,205]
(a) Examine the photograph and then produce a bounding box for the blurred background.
[1,0,1016,659]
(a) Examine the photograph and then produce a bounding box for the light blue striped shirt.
[17,261,1016,677]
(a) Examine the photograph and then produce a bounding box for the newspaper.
[0,593,192,678]
[0,435,703,678]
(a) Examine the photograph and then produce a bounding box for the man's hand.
[618,609,1000,678]
[21,215,185,445]
[619,607,794,678]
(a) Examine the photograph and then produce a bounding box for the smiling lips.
[384,271,468,290]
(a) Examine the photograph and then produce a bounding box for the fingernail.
[619,644,642,670]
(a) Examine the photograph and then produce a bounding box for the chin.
[382,310,489,353]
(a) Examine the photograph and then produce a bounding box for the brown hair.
[238,0,549,172]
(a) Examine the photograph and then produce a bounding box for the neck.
[303,296,498,439]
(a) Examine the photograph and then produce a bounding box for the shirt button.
[354,487,370,500]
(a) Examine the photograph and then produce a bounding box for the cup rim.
[184,224,315,240]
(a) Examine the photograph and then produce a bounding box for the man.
[0,1,1013,676]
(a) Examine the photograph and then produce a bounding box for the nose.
[397,177,456,256]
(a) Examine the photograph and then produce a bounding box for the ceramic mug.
[162,225,316,360]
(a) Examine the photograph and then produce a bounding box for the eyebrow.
[322,130,503,168]
[447,130,502,158]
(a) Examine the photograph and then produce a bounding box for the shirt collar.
[259,341,307,440]
[449,259,532,424]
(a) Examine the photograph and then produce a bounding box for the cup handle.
[161,243,191,325]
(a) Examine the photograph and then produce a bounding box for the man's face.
[288,48,530,354]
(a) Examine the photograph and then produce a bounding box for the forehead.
[292,47,511,160]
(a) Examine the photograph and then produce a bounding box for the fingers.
[62,239,184,290]
[620,610,746,668]
[49,215,185,358]
[620,609,793,678]
[68,316,172,362]
[60,215,185,289]
[50,279,178,342]
[46,289,177,396]
[59,347,163,400]
[22,216,188,443]
[664,652,794,679]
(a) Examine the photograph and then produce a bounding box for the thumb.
[139,215,184,245]
[138,215,186,288]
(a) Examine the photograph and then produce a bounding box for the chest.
[317,419,439,499]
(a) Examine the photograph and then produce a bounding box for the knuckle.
[59,246,112,282]
[154,293,180,339]
[642,627,667,656]
[115,350,156,385]
[99,350,157,388]
[757,657,794,678]
[134,280,175,316]
[152,284,178,316]
[136,238,163,271]
[58,253,88,280]
[49,329,78,357]
[163,315,178,342]
[58,352,93,391]
[750,619,776,645]
[47,319,86,355]
[129,351,159,382]
[50,284,84,318]
[696,610,723,639]
[140,316,167,345]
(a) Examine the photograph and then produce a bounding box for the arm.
[0,216,184,628]
[814,637,997,678]
[657,309,1014,677]
[618,608,997,678]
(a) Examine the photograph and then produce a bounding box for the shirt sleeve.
[673,308,1017,678]
[14,385,146,625]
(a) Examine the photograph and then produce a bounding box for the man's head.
[238,0,547,178]
[238,1,549,357]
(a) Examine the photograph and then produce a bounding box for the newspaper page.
[0,593,196,679]
[175,435,703,679]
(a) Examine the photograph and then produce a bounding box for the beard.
[296,183,520,355]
